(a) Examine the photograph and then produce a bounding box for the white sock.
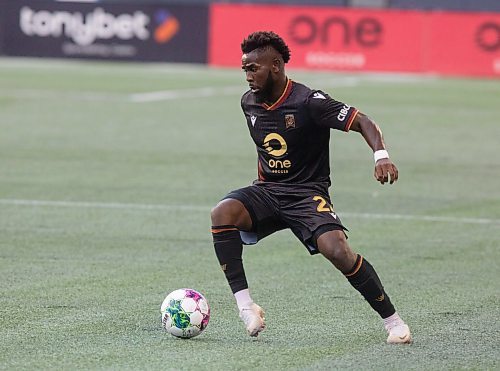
[383,312,403,330]
[234,289,253,311]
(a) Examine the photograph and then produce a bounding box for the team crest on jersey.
[284,114,295,129]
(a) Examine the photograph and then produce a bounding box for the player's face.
[241,51,275,96]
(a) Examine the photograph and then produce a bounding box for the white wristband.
[374,150,389,163]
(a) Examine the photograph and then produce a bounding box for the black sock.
[345,255,396,319]
[212,225,248,294]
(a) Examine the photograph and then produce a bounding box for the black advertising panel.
[0,3,5,55]
[2,1,208,62]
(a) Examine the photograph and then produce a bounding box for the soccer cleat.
[239,303,266,337]
[386,320,412,344]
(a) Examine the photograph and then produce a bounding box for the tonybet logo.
[154,10,179,43]
[263,133,291,173]
[19,7,179,45]
[19,7,150,46]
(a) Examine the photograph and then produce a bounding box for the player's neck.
[265,76,288,106]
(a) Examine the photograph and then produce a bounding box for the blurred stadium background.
[1,0,499,370]
[1,0,499,76]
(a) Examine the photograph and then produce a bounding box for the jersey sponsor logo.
[263,133,287,157]
[284,114,295,129]
[268,159,291,173]
[312,92,326,99]
[337,104,351,121]
[263,133,291,173]
[250,114,257,126]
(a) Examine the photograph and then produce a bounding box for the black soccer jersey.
[241,79,359,185]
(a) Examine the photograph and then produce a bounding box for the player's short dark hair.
[241,31,291,63]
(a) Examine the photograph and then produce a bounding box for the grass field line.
[1,198,498,226]
[128,86,243,102]
[0,79,363,103]
[0,86,242,103]
[0,88,124,102]
[128,77,363,102]
[0,75,433,103]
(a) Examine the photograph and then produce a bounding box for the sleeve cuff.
[344,109,359,132]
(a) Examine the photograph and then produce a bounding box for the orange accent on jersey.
[211,227,238,234]
[345,109,359,132]
[258,160,265,181]
[345,255,364,277]
[262,78,293,111]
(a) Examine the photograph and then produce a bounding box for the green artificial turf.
[0,58,498,370]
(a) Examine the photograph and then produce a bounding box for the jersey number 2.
[313,196,333,212]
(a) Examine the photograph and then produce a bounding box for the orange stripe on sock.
[345,255,363,277]
[211,227,238,234]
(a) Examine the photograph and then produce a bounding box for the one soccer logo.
[263,133,287,157]
[263,133,291,173]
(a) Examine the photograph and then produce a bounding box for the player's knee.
[210,199,243,226]
[330,242,351,264]
[317,230,352,265]
[210,201,228,225]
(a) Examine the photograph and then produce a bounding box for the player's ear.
[272,58,281,73]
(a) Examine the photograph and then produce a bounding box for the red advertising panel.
[427,12,500,77]
[209,4,500,77]
[210,4,423,72]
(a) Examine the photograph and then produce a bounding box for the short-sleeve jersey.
[241,79,359,185]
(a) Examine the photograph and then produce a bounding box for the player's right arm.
[306,90,398,185]
[349,112,398,185]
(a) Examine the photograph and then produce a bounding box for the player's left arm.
[349,112,398,185]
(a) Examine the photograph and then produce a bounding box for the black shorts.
[223,181,348,255]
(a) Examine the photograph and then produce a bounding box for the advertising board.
[426,12,500,76]
[209,4,500,77]
[2,1,208,62]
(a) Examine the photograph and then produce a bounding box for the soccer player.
[211,31,411,344]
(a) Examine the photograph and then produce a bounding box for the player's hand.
[374,158,398,185]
